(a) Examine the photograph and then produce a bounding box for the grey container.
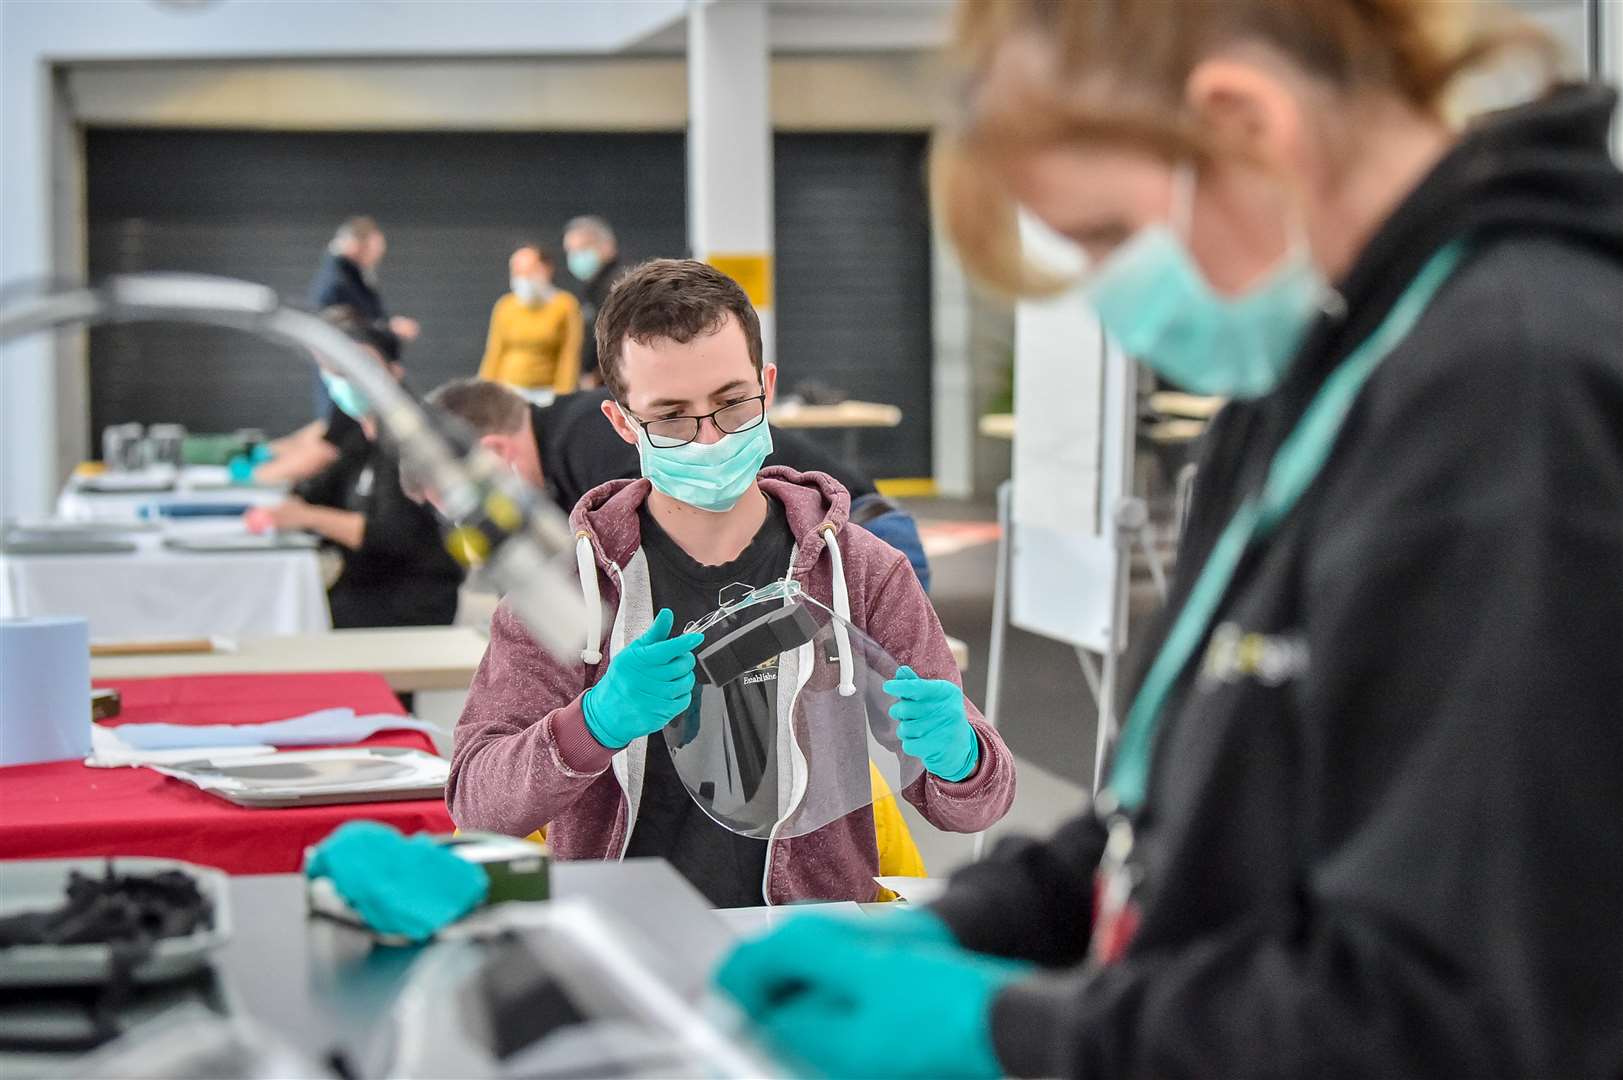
[0,857,232,987]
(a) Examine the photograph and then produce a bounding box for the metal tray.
[161,533,318,554]
[0,858,231,988]
[0,536,138,556]
[151,746,448,809]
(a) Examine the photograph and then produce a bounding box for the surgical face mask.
[511,276,554,305]
[624,407,773,513]
[321,370,370,420]
[567,248,602,283]
[1082,166,1328,399]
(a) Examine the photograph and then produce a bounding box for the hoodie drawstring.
[822,526,857,697]
[576,533,603,665]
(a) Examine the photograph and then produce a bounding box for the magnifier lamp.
[0,273,590,660]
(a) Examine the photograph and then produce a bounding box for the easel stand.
[977,485,1167,859]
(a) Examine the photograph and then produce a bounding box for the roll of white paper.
[1,616,91,766]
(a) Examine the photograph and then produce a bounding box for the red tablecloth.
[0,672,454,874]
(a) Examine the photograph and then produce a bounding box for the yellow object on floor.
[875,477,937,499]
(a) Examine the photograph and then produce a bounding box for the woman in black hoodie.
[717,2,1623,1077]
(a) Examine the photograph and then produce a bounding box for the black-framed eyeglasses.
[623,394,767,449]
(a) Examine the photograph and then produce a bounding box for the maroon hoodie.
[448,467,1016,904]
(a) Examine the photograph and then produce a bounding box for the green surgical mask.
[1083,166,1330,400]
[321,371,370,420]
[567,249,602,283]
[626,412,774,513]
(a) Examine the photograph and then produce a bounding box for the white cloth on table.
[87,724,275,768]
[111,707,438,750]
[0,523,328,642]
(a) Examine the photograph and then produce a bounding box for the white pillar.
[1605,0,1622,162]
[930,227,975,498]
[0,28,57,520]
[687,0,775,363]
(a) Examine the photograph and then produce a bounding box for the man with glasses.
[447,259,1015,906]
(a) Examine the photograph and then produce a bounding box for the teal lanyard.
[1107,241,1468,814]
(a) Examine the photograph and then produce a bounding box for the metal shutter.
[85,129,934,478]
[85,129,687,443]
[773,133,933,478]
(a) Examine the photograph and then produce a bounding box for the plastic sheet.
[666,582,924,839]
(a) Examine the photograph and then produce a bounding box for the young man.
[425,377,934,588]
[448,259,1014,906]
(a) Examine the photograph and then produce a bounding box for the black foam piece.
[476,941,587,1060]
[695,604,820,686]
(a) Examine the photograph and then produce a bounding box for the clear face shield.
[664,581,926,840]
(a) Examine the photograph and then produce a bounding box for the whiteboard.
[1008,283,1137,655]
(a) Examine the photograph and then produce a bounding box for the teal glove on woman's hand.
[884,666,980,781]
[304,821,488,944]
[582,608,705,750]
[715,913,1028,1079]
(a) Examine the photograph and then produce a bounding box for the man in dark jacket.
[562,215,625,387]
[308,216,420,416]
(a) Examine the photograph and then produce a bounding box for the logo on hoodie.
[1199,622,1308,688]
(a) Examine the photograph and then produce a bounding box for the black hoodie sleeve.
[930,813,1106,966]
[976,242,1623,1078]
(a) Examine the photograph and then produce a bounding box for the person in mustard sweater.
[478,244,584,396]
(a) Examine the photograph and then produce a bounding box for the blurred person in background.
[715,0,1623,1076]
[307,216,419,419]
[562,214,625,387]
[477,244,583,398]
[248,313,462,631]
[308,216,420,344]
[427,376,934,590]
[235,306,398,486]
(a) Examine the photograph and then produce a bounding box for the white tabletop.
[1148,391,1226,420]
[89,625,488,692]
[1,520,328,643]
[55,466,288,523]
[977,412,1016,441]
[769,401,903,430]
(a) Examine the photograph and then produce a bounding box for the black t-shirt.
[532,390,877,515]
[625,495,795,907]
[321,404,361,448]
[295,425,463,629]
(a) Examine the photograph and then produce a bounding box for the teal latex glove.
[715,913,1029,1078]
[582,608,705,750]
[304,821,488,943]
[884,666,979,781]
[845,905,960,948]
[227,445,271,484]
